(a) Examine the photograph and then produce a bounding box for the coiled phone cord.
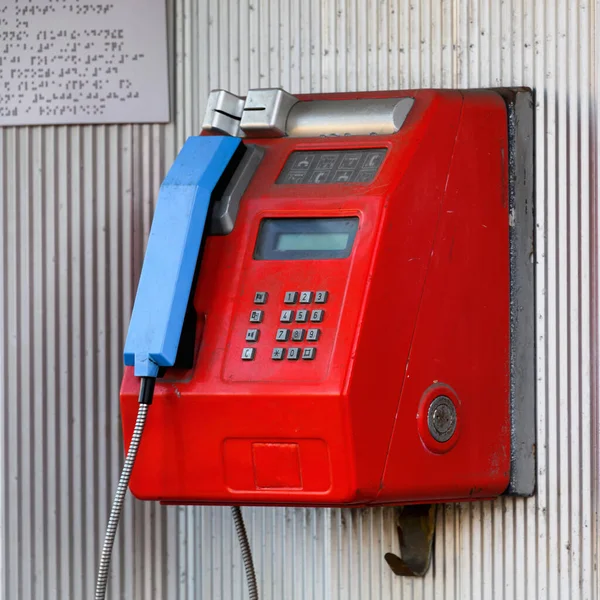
[231,506,259,600]
[94,377,259,600]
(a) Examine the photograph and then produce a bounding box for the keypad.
[295,309,309,323]
[244,290,330,361]
[287,348,300,360]
[272,348,285,360]
[249,310,264,323]
[276,328,290,341]
[246,329,260,342]
[310,309,324,323]
[254,292,268,304]
[306,328,320,342]
[302,348,316,360]
[242,347,256,360]
[280,310,294,323]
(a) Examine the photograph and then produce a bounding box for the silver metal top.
[286,98,414,137]
[202,88,414,138]
[240,88,299,137]
[202,89,245,137]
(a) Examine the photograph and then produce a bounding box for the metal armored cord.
[231,506,259,600]
[94,377,154,600]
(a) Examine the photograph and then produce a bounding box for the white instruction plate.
[0,0,169,126]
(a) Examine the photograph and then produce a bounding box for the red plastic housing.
[120,89,510,506]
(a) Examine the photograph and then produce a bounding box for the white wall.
[1,1,597,598]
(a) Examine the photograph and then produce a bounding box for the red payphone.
[120,87,534,507]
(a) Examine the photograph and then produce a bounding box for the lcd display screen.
[275,232,350,252]
[254,217,359,260]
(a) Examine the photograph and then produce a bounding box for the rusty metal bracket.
[384,504,436,577]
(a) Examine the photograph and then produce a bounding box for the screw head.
[427,395,457,442]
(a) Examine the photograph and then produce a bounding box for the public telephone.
[119,88,535,508]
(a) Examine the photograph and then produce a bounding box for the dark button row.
[280,309,324,323]
[276,328,320,342]
[241,347,316,361]
[254,291,329,306]
[284,291,328,305]
[272,347,316,361]
[249,309,324,324]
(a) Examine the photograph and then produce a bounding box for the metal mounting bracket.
[384,504,436,577]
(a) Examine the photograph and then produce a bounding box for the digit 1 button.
[272,348,285,360]
[284,291,298,304]
[306,328,320,342]
[246,329,260,342]
[242,347,256,360]
[280,310,294,323]
[287,348,300,360]
[276,328,290,341]
[254,291,268,304]
[299,291,313,304]
[310,309,324,323]
[302,348,316,360]
[291,328,305,341]
[315,291,329,304]
[295,309,308,323]
[249,310,264,323]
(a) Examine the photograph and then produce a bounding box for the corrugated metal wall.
[1,0,597,598]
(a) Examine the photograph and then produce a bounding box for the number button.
[299,291,313,304]
[246,329,260,342]
[291,329,305,341]
[241,347,256,360]
[272,348,285,360]
[310,309,324,323]
[302,348,316,360]
[249,310,264,323]
[280,310,294,323]
[295,309,308,323]
[276,328,290,341]
[306,328,320,342]
[287,348,300,361]
[315,291,329,304]
[284,292,298,304]
[254,292,268,304]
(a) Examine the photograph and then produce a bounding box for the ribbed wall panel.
[0,0,597,598]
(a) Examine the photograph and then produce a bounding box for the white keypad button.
[299,291,313,304]
[284,292,298,304]
[306,328,320,342]
[302,347,316,360]
[249,310,264,323]
[276,328,290,341]
[246,329,260,342]
[280,310,294,323]
[287,348,300,360]
[291,329,305,341]
[272,348,285,360]
[310,309,324,323]
[254,292,268,304]
[295,309,309,323]
[241,347,256,360]
[315,291,329,304]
